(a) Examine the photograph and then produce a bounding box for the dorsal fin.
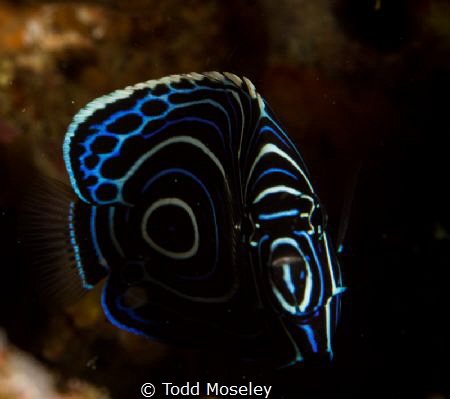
[62,72,259,205]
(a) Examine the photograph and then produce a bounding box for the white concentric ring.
[141,197,199,259]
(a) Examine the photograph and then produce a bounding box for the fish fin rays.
[17,176,107,307]
[336,159,362,252]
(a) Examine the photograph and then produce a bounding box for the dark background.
[1,0,449,398]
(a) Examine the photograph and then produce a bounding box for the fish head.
[250,192,344,360]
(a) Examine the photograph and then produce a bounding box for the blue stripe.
[251,167,299,190]
[259,125,290,148]
[101,280,149,337]
[258,209,300,220]
[299,324,318,353]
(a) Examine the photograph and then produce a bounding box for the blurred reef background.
[1,0,449,398]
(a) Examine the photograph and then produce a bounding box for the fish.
[22,72,345,367]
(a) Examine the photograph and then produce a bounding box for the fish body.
[31,72,344,366]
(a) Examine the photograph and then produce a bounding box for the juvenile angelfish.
[26,72,345,366]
